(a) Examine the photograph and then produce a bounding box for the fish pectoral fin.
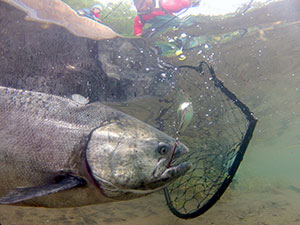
[0,175,86,204]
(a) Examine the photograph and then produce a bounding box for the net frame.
[164,61,257,219]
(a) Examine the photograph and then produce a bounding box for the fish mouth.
[151,159,191,189]
[92,162,191,196]
[159,162,191,181]
[122,162,191,195]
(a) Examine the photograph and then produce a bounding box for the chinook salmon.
[0,86,190,207]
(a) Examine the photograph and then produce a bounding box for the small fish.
[0,86,190,207]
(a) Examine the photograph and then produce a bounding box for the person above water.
[77,4,102,22]
[133,0,201,36]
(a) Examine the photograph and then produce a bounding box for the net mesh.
[162,61,256,219]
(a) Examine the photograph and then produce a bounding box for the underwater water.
[1,0,300,224]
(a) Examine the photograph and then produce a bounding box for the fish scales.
[0,87,115,206]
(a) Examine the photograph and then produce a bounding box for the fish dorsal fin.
[0,176,86,204]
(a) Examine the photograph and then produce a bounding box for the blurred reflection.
[77,4,103,22]
[133,0,201,36]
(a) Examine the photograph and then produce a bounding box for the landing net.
[163,61,257,219]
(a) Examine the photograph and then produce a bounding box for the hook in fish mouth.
[153,157,191,179]
[159,162,191,181]
[153,140,190,178]
[127,162,191,195]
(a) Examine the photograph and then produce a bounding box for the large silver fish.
[0,86,190,207]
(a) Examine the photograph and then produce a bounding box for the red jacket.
[160,0,191,13]
[134,0,191,36]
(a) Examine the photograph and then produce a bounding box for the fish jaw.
[160,162,191,182]
[134,161,191,193]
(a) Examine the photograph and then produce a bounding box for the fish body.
[0,86,190,207]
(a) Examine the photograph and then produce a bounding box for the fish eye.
[158,144,169,155]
